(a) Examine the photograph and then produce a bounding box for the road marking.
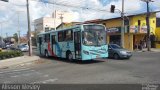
[0,68,30,74]
[33,78,58,84]
[4,81,12,84]
[10,75,19,78]
[43,75,49,77]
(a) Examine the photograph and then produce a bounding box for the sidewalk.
[134,48,160,52]
[0,55,40,69]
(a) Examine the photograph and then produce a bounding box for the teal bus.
[37,24,108,61]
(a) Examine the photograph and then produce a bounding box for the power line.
[31,0,111,13]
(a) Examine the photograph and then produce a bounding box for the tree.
[13,33,18,43]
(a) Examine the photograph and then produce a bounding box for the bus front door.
[51,35,56,56]
[74,31,81,59]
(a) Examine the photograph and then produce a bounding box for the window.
[153,20,155,23]
[74,31,81,43]
[52,35,56,44]
[44,34,50,42]
[138,20,141,26]
[64,30,73,41]
[58,31,64,42]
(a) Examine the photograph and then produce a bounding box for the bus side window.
[58,31,64,42]
[52,35,56,44]
[64,30,73,41]
[44,34,50,42]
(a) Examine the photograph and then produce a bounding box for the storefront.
[96,12,157,50]
[107,27,121,46]
[129,25,157,49]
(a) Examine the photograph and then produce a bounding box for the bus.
[37,24,108,61]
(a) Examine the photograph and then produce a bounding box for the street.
[0,51,160,84]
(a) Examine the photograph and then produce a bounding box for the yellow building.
[96,12,158,51]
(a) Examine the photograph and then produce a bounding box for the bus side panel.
[55,41,75,59]
[42,42,48,55]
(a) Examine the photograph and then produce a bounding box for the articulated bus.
[37,24,108,61]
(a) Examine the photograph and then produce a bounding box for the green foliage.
[0,50,24,60]
[0,48,2,52]
[13,33,18,42]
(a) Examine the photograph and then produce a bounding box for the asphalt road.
[0,51,160,84]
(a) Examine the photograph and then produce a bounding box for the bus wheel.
[45,50,49,57]
[67,52,73,61]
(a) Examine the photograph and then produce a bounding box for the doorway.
[74,31,81,59]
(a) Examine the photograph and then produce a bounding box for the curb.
[0,56,40,69]
[134,50,160,52]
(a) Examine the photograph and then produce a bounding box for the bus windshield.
[82,25,106,46]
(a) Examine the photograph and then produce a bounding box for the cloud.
[0,0,160,37]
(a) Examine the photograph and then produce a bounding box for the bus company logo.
[142,84,159,90]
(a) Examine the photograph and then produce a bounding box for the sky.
[0,0,160,37]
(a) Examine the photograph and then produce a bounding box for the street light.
[141,0,154,51]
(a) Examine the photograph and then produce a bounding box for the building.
[34,10,75,36]
[34,17,58,35]
[56,22,81,30]
[85,12,159,50]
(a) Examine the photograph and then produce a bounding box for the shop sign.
[130,26,148,33]
[140,26,147,33]
[130,26,139,33]
[107,27,121,34]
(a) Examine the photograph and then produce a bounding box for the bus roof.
[37,24,104,36]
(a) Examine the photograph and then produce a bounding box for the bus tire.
[45,50,49,58]
[66,51,73,61]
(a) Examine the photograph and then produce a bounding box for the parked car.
[18,44,29,52]
[9,47,21,51]
[108,44,132,59]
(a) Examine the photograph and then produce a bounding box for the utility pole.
[121,0,125,48]
[53,0,56,30]
[146,1,150,51]
[59,13,64,29]
[18,30,20,44]
[141,0,154,51]
[26,0,32,56]
[17,12,20,45]
[53,10,57,30]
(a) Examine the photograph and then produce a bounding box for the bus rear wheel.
[67,52,73,61]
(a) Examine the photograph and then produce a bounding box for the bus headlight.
[83,50,89,55]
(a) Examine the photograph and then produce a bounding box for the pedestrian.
[143,40,146,48]
[134,41,138,50]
